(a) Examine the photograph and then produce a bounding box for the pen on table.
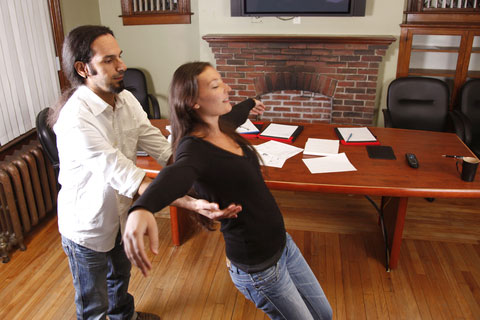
[346,133,353,142]
[442,155,464,159]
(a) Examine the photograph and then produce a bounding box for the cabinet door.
[396,27,471,108]
[466,33,480,80]
[410,34,461,97]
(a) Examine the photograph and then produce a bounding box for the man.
[51,25,262,320]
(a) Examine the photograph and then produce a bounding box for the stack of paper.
[302,153,357,174]
[254,140,303,168]
[260,123,298,139]
[258,123,304,143]
[335,127,377,143]
[303,138,339,156]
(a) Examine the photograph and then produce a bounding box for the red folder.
[239,122,264,140]
[339,140,380,146]
[258,125,304,144]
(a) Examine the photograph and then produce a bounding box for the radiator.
[0,142,57,263]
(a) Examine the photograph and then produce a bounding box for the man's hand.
[193,200,242,220]
[123,208,158,277]
[250,99,265,116]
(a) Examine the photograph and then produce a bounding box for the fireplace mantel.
[203,34,396,125]
[202,34,396,45]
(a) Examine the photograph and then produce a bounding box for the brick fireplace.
[203,35,395,125]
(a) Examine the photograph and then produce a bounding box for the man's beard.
[111,80,125,94]
[87,63,125,94]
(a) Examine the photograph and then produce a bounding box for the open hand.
[193,200,242,220]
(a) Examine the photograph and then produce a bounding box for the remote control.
[405,153,419,168]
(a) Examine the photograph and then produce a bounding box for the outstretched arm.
[125,138,243,276]
[220,98,264,128]
[123,200,242,277]
[136,175,241,220]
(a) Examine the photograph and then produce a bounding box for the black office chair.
[455,79,480,158]
[36,108,59,178]
[383,77,463,134]
[123,68,161,119]
[381,77,465,207]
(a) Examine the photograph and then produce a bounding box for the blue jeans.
[62,232,135,320]
[228,233,333,320]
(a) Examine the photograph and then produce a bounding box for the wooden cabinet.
[397,23,480,108]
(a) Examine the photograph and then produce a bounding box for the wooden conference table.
[137,119,480,270]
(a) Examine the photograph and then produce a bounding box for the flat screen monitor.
[231,0,366,17]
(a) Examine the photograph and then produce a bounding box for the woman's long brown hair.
[168,62,260,229]
[169,62,257,159]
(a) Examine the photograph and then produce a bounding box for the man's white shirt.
[54,85,171,251]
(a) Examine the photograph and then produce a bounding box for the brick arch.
[253,72,337,98]
[203,35,395,125]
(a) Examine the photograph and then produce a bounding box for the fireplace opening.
[258,90,332,123]
[252,72,336,123]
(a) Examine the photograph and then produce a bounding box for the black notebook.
[366,145,396,160]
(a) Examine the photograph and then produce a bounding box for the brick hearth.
[203,35,395,125]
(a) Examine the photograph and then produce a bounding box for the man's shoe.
[136,312,160,320]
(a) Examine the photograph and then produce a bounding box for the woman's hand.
[250,99,265,115]
[171,196,241,220]
[123,208,158,277]
[193,200,242,220]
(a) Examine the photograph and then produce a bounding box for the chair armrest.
[448,111,465,141]
[147,94,161,119]
[382,109,393,128]
[451,110,472,145]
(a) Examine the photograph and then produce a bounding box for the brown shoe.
[136,312,160,320]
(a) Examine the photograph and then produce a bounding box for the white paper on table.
[260,123,299,139]
[236,119,260,134]
[336,127,376,142]
[165,125,172,143]
[303,138,339,156]
[302,153,357,174]
[256,153,287,168]
[254,140,303,168]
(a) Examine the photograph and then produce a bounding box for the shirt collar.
[77,85,125,116]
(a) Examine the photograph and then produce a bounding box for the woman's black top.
[131,99,286,272]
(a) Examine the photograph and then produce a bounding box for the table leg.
[169,206,180,246]
[381,196,408,269]
[169,206,194,246]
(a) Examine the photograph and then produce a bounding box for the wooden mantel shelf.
[202,34,396,45]
[404,11,480,24]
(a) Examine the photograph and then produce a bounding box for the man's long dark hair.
[48,25,114,127]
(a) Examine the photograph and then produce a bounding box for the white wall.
[97,0,201,116]
[196,0,404,125]
[60,0,101,33]
[63,0,405,124]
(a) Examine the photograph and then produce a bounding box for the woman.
[123,62,333,320]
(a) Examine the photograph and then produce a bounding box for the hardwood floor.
[0,191,479,319]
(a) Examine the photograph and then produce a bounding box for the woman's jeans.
[228,233,333,320]
[62,232,134,320]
